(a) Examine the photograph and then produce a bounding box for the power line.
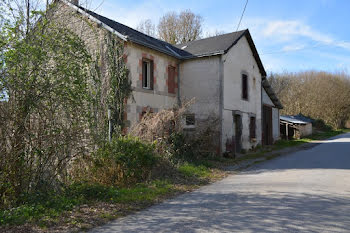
[93,0,105,11]
[236,0,248,31]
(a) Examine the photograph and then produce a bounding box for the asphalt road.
[89,133,350,233]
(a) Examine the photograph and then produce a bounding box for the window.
[185,114,195,126]
[242,74,248,100]
[142,59,153,89]
[250,116,256,139]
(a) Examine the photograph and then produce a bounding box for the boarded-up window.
[242,74,248,100]
[142,59,154,89]
[250,116,256,139]
[168,66,176,94]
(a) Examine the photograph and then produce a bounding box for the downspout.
[219,56,224,155]
[177,63,182,106]
[261,76,265,146]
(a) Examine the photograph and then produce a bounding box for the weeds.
[178,164,210,178]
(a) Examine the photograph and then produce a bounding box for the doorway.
[263,105,273,145]
[234,114,242,153]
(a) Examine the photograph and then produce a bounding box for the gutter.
[177,63,182,106]
[219,56,224,155]
[128,38,183,59]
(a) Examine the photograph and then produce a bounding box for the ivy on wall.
[105,32,132,136]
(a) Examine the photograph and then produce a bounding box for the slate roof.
[64,0,265,76]
[280,116,311,125]
[74,5,191,59]
[262,79,283,109]
[285,114,314,123]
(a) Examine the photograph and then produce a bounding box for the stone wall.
[52,2,180,131]
[124,42,180,128]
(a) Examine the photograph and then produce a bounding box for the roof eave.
[128,38,183,59]
[262,79,283,109]
[181,50,225,60]
[224,29,267,77]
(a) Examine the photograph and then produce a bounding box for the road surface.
[90,133,350,232]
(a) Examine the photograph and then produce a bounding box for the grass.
[178,163,211,178]
[0,181,177,227]
[0,164,214,228]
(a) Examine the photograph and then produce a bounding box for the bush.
[168,132,197,163]
[73,136,158,186]
[178,164,210,178]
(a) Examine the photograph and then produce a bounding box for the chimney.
[70,0,79,5]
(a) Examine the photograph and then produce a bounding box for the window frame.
[185,114,196,127]
[249,116,256,140]
[142,59,153,90]
[242,73,249,100]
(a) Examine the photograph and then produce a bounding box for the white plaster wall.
[299,123,312,137]
[179,56,221,152]
[272,107,280,141]
[179,56,221,120]
[221,36,263,150]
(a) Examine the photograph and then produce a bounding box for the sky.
[84,0,350,74]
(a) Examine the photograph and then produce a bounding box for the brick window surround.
[139,53,156,90]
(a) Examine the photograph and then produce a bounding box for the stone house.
[54,0,282,154]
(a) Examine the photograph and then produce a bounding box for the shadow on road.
[92,191,350,232]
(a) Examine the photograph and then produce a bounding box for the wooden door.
[234,114,242,153]
[263,105,273,145]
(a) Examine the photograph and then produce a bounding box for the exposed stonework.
[52,2,180,131]
[52,1,281,155]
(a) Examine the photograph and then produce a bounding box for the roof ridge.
[77,5,182,51]
[177,29,248,47]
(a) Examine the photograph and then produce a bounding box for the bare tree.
[205,29,225,38]
[177,10,202,43]
[269,71,350,129]
[158,12,179,44]
[158,10,202,44]
[136,19,156,37]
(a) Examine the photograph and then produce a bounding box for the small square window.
[185,114,195,126]
[142,59,153,89]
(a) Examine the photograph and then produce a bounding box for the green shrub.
[168,133,198,163]
[89,136,158,186]
[178,164,210,178]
